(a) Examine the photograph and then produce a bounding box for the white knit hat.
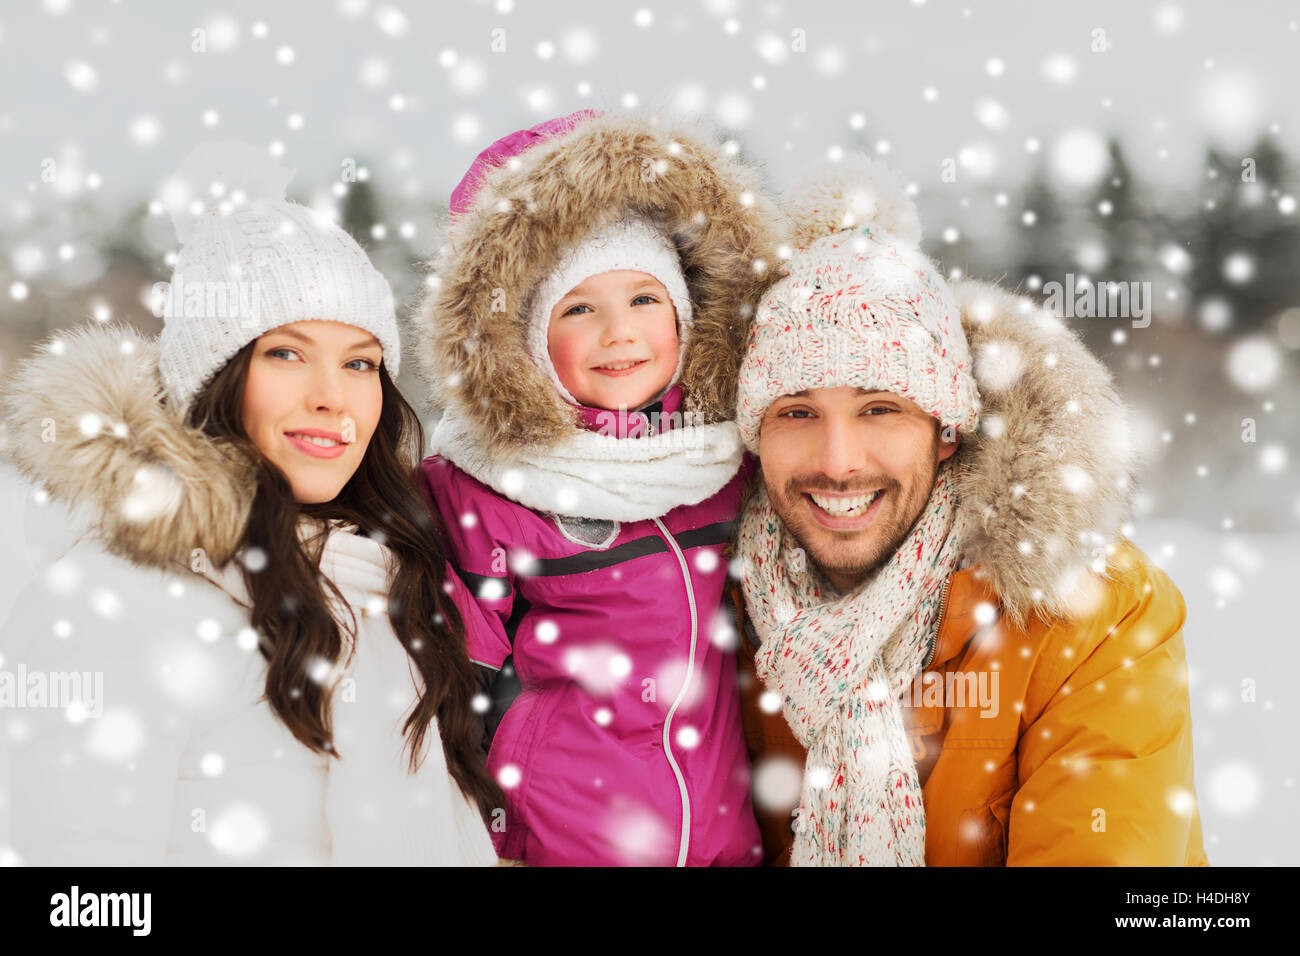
[736,154,980,451]
[156,141,400,414]
[525,215,692,406]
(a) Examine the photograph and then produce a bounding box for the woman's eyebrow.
[264,328,380,351]
[268,327,316,345]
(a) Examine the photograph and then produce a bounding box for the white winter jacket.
[0,325,497,866]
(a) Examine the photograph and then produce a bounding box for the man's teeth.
[290,433,341,447]
[809,490,880,516]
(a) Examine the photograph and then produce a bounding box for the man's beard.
[769,457,941,590]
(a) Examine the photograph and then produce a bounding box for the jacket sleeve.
[731,584,800,867]
[1006,552,1209,866]
[0,555,191,866]
[437,555,515,759]
[419,457,521,673]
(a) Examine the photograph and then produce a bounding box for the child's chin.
[577,379,662,410]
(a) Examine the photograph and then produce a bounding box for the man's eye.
[863,406,896,416]
[778,408,812,419]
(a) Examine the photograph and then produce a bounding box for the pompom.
[783,152,922,250]
[159,140,296,243]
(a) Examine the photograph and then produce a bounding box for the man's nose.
[811,412,868,483]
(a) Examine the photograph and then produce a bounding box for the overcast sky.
[1,0,1297,222]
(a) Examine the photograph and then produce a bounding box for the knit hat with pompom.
[735,153,980,451]
[157,140,399,415]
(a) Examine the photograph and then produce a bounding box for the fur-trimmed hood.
[947,278,1135,624]
[412,113,783,455]
[743,154,1137,626]
[0,324,256,571]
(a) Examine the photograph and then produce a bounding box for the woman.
[0,143,500,865]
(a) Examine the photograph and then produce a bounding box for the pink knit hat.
[449,110,600,220]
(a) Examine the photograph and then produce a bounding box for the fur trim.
[0,324,256,569]
[412,113,782,455]
[783,153,922,250]
[952,279,1136,625]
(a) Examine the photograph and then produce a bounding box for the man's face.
[757,386,958,593]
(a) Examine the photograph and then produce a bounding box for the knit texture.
[449,109,599,219]
[525,215,694,405]
[737,458,970,866]
[736,154,979,450]
[431,400,744,522]
[157,142,400,414]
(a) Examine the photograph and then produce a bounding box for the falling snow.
[0,0,1296,869]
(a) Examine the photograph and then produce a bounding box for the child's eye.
[631,294,659,306]
[562,303,592,317]
[346,358,379,372]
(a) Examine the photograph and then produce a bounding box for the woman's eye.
[562,303,592,317]
[346,358,379,372]
[267,347,299,361]
[631,294,659,306]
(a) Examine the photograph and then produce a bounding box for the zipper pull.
[923,577,953,670]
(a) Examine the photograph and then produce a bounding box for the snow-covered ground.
[0,465,1293,864]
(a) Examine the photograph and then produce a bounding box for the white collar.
[199,517,392,611]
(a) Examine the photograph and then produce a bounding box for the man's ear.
[937,422,960,463]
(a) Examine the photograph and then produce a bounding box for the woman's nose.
[306,368,346,412]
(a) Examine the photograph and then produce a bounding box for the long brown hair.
[187,340,501,819]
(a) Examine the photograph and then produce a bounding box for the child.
[415,112,781,865]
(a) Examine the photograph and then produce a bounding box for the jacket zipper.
[651,516,697,868]
[923,576,953,670]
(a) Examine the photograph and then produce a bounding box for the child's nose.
[599,307,639,346]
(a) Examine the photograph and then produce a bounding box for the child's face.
[546,270,679,410]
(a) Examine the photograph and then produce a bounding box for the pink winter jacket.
[420,387,761,867]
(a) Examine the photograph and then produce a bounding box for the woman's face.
[240,320,385,504]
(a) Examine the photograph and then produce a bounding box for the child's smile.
[547,269,680,410]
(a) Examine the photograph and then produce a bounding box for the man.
[730,153,1208,866]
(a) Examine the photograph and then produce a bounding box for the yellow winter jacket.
[735,537,1210,866]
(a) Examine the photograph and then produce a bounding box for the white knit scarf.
[430,403,745,522]
[737,459,970,866]
[200,519,498,866]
